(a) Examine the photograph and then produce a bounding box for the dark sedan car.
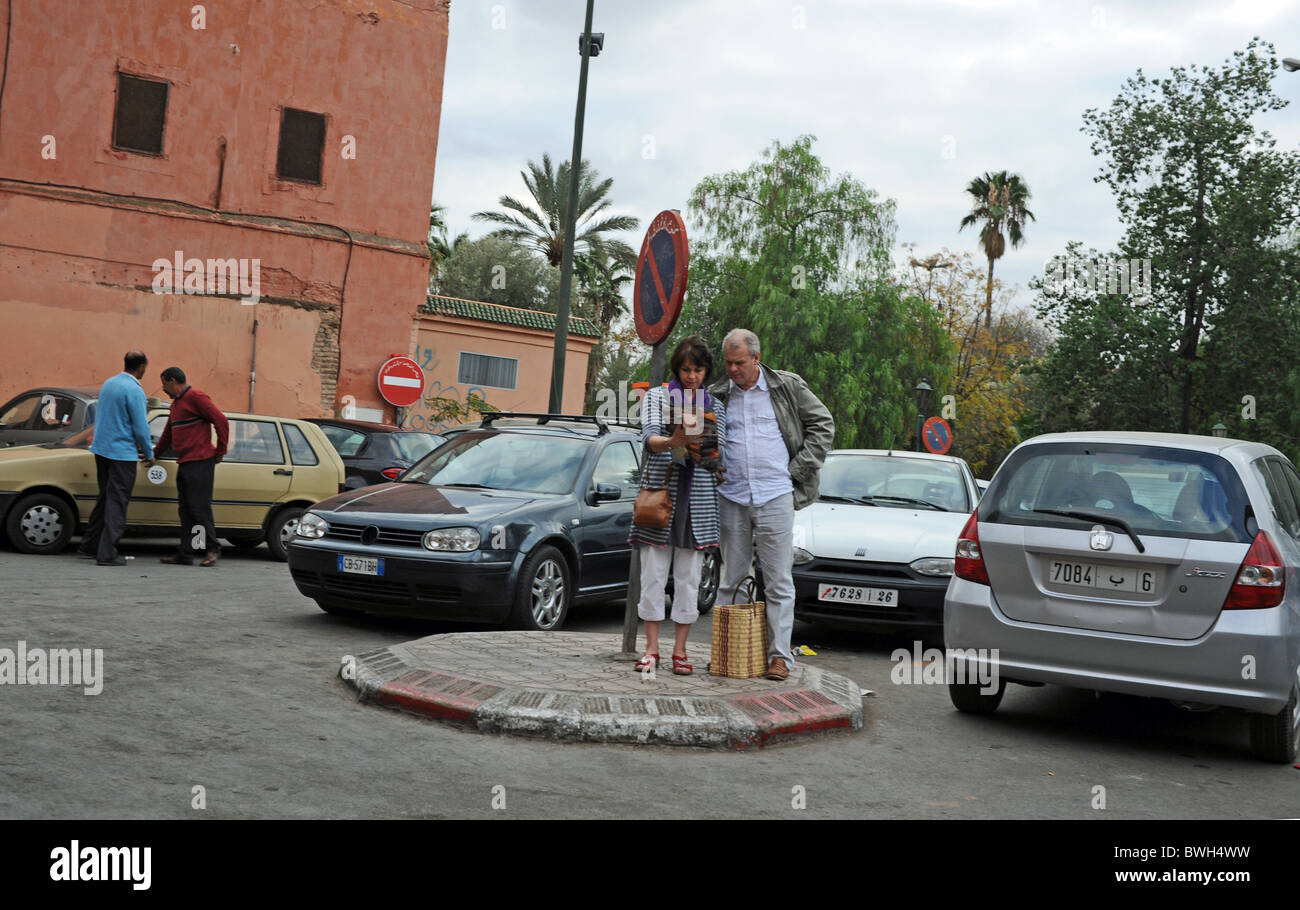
[307,418,446,489]
[0,387,99,448]
[287,413,719,630]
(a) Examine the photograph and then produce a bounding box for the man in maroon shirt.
[151,367,230,566]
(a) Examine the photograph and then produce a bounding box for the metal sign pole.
[621,339,667,655]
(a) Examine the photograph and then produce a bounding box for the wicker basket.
[709,577,768,679]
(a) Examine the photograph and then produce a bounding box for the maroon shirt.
[156,387,229,463]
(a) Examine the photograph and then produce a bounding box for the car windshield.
[401,432,588,495]
[818,454,969,512]
[981,443,1253,543]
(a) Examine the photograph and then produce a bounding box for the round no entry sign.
[377,356,425,407]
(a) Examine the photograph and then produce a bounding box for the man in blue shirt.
[79,351,155,566]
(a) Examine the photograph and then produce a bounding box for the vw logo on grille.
[361,526,381,545]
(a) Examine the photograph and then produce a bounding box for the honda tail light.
[954,512,989,586]
[1223,530,1286,610]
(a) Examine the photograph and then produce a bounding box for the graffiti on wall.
[402,345,488,434]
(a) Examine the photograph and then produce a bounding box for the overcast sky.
[432,0,1300,310]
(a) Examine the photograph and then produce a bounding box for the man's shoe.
[96,556,127,567]
[764,657,790,681]
[159,554,194,565]
[200,551,220,567]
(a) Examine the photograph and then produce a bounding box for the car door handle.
[274,469,293,476]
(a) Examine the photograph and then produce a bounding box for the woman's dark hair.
[670,335,714,381]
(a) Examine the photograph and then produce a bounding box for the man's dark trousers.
[82,455,138,560]
[177,457,219,557]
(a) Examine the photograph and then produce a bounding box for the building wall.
[407,315,596,434]
[0,0,448,419]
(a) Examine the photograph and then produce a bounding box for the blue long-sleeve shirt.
[89,373,154,462]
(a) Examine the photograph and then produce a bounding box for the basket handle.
[729,575,759,604]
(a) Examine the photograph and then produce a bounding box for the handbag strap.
[729,574,758,603]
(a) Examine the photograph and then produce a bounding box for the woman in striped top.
[630,335,727,676]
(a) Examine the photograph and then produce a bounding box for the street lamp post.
[547,0,602,414]
[1211,422,1228,438]
[913,380,933,452]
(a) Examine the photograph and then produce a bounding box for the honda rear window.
[981,443,1253,543]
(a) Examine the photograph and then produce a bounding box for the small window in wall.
[276,107,326,184]
[458,352,518,390]
[113,74,169,155]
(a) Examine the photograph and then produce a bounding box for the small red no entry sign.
[377,356,426,407]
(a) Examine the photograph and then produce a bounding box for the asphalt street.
[1,537,1297,819]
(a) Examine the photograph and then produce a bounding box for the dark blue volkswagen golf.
[286,413,719,630]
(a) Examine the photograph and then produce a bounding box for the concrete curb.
[342,633,866,749]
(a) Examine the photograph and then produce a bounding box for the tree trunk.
[984,257,995,329]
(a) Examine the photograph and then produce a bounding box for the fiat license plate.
[817,584,897,606]
[1047,559,1155,594]
[338,554,384,576]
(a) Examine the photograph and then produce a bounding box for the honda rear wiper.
[872,496,948,512]
[1032,509,1146,553]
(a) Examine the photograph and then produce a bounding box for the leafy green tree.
[472,155,639,277]
[1033,39,1300,457]
[574,253,633,411]
[433,235,564,312]
[958,171,1035,328]
[427,201,468,290]
[686,135,952,449]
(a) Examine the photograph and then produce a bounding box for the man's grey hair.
[722,328,760,357]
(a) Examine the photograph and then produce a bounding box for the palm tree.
[473,154,639,277]
[426,201,467,292]
[574,252,633,409]
[958,171,1035,328]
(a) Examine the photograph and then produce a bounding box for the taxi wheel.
[266,507,305,562]
[6,493,75,555]
[226,536,263,550]
[1249,669,1300,763]
[511,545,571,631]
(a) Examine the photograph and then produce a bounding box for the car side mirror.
[589,483,621,504]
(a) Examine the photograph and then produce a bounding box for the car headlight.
[911,557,955,577]
[792,547,815,566]
[296,511,328,539]
[423,527,481,551]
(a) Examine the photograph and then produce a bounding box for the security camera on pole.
[621,209,689,655]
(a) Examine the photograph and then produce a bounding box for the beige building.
[404,296,600,433]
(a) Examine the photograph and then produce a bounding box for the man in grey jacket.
[709,328,835,680]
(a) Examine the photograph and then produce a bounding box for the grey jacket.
[708,364,835,510]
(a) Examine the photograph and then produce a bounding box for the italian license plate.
[337,554,384,576]
[817,584,897,606]
[1047,559,1155,594]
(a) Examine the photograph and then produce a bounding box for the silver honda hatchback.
[944,432,1300,763]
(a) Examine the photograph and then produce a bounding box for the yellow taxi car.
[0,408,344,560]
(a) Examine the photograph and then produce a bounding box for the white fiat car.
[791,449,981,634]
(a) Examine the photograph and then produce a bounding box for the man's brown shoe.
[200,552,220,567]
[764,657,789,681]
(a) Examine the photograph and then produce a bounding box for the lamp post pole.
[547,0,597,414]
[913,380,933,452]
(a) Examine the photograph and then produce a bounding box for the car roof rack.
[478,411,638,436]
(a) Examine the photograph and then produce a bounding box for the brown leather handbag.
[632,460,674,528]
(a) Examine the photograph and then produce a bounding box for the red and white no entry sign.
[377,356,425,407]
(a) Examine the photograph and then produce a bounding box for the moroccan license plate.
[337,554,384,576]
[1047,559,1155,594]
[817,584,898,606]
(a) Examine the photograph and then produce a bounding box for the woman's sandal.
[671,654,693,675]
[634,653,660,672]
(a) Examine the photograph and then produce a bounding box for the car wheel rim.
[699,554,718,605]
[21,505,63,546]
[280,517,300,546]
[530,559,565,629]
[1292,667,1300,752]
